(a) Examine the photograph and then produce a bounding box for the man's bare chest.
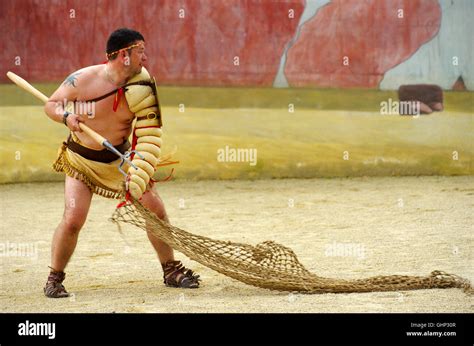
[76,82,134,122]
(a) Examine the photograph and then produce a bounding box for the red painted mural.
[0,0,442,88]
[285,0,441,88]
[0,0,304,85]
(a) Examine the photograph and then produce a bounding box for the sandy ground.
[0,177,473,313]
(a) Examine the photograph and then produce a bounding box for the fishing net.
[111,199,472,294]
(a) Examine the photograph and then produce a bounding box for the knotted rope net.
[111,199,472,294]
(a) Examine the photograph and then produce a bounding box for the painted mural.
[0,0,472,90]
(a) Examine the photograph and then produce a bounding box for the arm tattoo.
[63,72,81,87]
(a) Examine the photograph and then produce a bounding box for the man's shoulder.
[63,65,103,88]
[69,65,103,78]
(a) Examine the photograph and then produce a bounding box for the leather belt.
[65,135,130,163]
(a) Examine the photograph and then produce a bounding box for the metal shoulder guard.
[125,67,163,199]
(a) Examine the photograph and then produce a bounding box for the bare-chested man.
[43,28,200,298]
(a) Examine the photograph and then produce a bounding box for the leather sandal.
[162,260,200,289]
[44,268,70,298]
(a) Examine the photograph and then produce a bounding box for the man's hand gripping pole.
[6,71,142,176]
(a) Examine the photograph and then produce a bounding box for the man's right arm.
[44,71,84,132]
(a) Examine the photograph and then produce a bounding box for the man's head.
[106,28,147,75]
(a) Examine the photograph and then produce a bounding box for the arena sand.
[0,176,472,313]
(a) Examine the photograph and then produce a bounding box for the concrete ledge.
[0,106,471,184]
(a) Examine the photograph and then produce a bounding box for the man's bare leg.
[139,189,200,288]
[139,189,174,263]
[51,176,93,271]
[45,176,92,298]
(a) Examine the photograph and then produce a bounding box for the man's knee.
[154,208,167,220]
[149,203,167,220]
[61,214,86,235]
[141,191,167,220]
[152,199,167,220]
